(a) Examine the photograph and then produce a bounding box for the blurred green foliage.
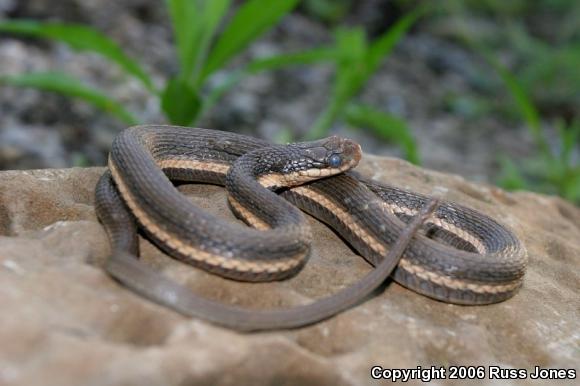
[170,5,425,164]
[305,7,427,165]
[0,0,300,126]
[0,0,577,202]
[0,0,421,166]
[441,0,580,203]
[492,59,580,203]
[345,104,419,163]
[308,8,423,136]
[301,0,352,24]
[1,71,140,124]
[448,0,580,117]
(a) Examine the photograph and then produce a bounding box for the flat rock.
[0,156,578,386]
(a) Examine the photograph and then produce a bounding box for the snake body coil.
[95,125,527,330]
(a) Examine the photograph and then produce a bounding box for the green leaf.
[167,0,231,83]
[246,47,338,72]
[192,0,232,84]
[345,104,420,164]
[489,56,541,136]
[336,27,367,65]
[167,0,201,79]
[201,0,299,80]
[334,27,368,100]
[0,72,138,124]
[306,9,422,141]
[161,78,202,126]
[0,20,154,92]
[557,119,580,167]
[200,48,338,120]
[306,28,367,139]
[475,47,552,160]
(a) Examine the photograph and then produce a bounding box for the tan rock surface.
[0,157,578,386]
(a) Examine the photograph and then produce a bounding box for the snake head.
[236,135,362,189]
[284,135,362,180]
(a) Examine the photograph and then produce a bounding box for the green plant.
[490,56,580,203]
[199,6,427,164]
[507,28,580,117]
[307,7,427,164]
[0,0,299,126]
[0,1,426,166]
[442,0,580,203]
[442,0,580,120]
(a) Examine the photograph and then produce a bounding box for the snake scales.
[95,125,527,331]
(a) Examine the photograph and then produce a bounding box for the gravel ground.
[0,0,539,184]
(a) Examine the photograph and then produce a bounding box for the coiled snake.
[95,125,526,331]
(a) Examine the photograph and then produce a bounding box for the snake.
[95,125,527,331]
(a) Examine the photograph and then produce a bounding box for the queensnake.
[95,125,527,331]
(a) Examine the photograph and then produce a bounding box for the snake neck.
[225,148,306,229]
[224,139,360,230]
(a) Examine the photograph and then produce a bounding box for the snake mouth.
[258,157,359,188]
[297,158,357,178]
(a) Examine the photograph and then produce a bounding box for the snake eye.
[327,154,342,168]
